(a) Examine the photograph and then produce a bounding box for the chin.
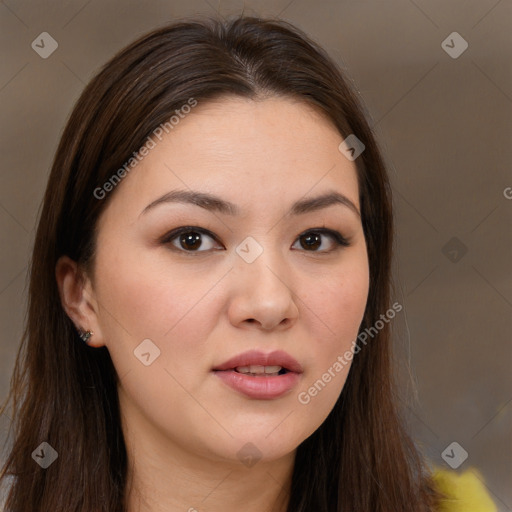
[195,426,303,466]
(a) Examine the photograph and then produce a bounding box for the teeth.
[235,365,283,375]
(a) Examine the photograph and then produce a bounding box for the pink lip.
[212,350,303,400]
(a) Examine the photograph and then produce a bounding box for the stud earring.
[78,329,93,343]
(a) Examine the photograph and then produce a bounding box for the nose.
[227,248,299,331]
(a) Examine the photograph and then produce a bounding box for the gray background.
[0,0,511,509]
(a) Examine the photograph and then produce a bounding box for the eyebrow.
[140,189,360,218]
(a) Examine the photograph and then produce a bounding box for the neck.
[124,440,294,512]
[119,389,294,512]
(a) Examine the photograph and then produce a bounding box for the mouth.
[230,365,290,377]
[212,350,303,400]
[212,349,303,374]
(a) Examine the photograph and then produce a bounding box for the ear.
[55,255,105,348]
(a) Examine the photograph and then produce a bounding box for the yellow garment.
[433,467,497,512]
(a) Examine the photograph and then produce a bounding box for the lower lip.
[213,370,301,399]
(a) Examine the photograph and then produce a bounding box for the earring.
[78,329,93,343]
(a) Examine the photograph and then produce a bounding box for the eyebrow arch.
[140,189,360,218]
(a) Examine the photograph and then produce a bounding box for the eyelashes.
[160,226,351,254]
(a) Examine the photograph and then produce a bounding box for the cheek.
[304,251,369,352]
[294,251,369,424]
[325,273,369,343]
[94,248,225,368]
[94,251,222,427]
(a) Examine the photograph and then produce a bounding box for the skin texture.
[56,96,370,512]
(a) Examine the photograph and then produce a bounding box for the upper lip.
[213,350,303,373]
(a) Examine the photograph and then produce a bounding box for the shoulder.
[432,467,497,512]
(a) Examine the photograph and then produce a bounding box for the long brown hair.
[0,15,441,511]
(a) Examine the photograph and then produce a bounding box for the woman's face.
[87,96,369,464]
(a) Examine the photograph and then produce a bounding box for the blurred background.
[0,0,511,509]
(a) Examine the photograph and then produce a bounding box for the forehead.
[100,96,360,221]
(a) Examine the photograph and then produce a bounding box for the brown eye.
[292,229,350,253]
[179,231,203,251]
[162,227,222,253]
[300,232,322,251]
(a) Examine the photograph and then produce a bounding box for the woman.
[0,15,496,512]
